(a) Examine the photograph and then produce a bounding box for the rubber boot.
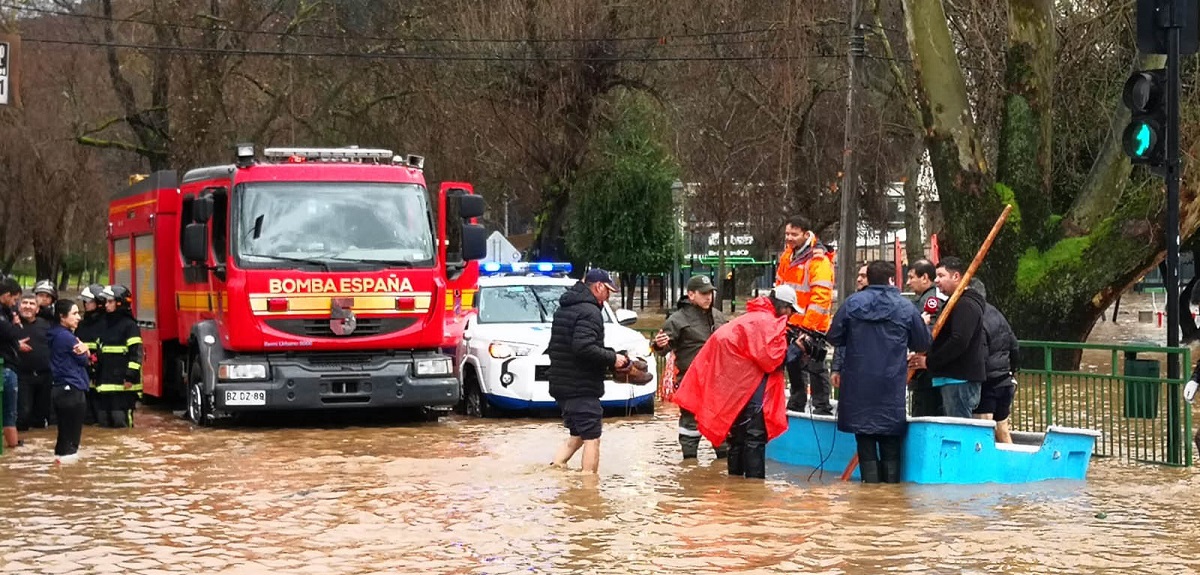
[3,426,20,448]
[714,442,729,459]
[880,458,901,484]
[858,460,881,483]
[108,411,128,429]
[785,365,807,412]
[744,422,768,479]
[680,442,698,460]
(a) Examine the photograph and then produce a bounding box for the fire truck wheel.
[187,358,214,426]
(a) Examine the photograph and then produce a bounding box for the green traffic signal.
[1135,123,1152,156]
[1123,120,1159,161]
[1122,69,1167,166]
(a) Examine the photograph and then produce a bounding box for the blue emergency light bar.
[480,262,573,276]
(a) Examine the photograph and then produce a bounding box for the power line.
[0,2,809,45]
[21,36,839,62]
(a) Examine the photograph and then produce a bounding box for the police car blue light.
[479,262,573,276]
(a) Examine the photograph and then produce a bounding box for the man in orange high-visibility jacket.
[775,215,835,414]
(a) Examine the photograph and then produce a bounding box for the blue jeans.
[939,381,981,419]
[2,368,17,428]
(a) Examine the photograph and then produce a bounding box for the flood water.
[2,402,1199,575]
[4,292,1200,574]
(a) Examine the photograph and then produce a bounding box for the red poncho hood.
[673,297,790,446]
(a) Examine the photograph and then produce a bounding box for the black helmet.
[101,285,131,305]
[81,284,106,303]
[33,279,57,300]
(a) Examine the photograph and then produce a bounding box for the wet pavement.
[4,291,1200,574]
[2,402,1200,575]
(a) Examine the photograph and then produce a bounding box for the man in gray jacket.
[653,275,728,460]
[969,278,1019,443]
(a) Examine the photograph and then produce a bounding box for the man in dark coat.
[16,293,53,430]
[905,259,944,417]
[968,278,1020,443]
[908,256,987,419]
[546,268,628,473]
[828,260,931,483]
[652,274,728,460]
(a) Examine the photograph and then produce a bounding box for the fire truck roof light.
[480,262,573,276]
[262,147,395,162]
[235,143,256,168]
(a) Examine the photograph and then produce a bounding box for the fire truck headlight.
[413,357,452,377]
[218,363,269,381]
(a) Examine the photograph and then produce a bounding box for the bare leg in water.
[552,436,584,468]
[580,438,600,473]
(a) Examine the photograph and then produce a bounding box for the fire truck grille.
[305,353,378,366]
[265,318,417,338]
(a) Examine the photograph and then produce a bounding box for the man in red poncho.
[673,287,804,479]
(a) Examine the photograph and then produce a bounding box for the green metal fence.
[1013,341,1192,467]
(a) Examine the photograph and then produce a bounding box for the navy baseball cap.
[584,268,617,291]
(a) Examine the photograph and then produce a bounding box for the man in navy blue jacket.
[828,261,932,483]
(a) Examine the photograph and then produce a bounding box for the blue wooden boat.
[767,411,1102,484]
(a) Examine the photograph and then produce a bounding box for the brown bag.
[613,356,654,385]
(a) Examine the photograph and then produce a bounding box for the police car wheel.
[463,372,492,418]
[186,359,213,427]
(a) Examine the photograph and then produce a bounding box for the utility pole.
[836,1,865,301]
[1124,0,1198,464]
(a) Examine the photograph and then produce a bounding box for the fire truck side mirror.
[461,223,487,261]
[181,223,209,265]
[455,193,485,220]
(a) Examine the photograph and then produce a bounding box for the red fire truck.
[107,145,486,424]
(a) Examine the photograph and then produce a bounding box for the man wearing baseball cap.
[546,268,628,473]
[653,274,728,460]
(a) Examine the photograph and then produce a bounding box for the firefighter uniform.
[76,284,106,425]
[775,234,835,414]
[96,285,142,428]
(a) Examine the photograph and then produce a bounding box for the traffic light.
[1122,69,1168,166]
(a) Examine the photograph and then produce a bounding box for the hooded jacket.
[969,280,1020,385]
[672,297,791,446]
[827,285,931,436]
[547,282,617,400]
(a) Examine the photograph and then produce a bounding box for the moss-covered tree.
[566,93,679,309]
[903,0,1200,359]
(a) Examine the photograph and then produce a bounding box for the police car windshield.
[478,285,567,324]
[235,182,435,268]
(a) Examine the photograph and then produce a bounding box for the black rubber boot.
[680,441,698,460]
[785,362,807,412]
[859,460,881,483]
[714,443,729,459]
[743,413,768,479]
[880,458,901,483]
[726,429,745,476]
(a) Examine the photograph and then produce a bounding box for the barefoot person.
[547,269,628,473]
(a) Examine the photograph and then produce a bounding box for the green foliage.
[993,182,1023,231]
[566,93,680,274]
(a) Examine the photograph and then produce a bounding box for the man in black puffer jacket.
[547,268,628,473]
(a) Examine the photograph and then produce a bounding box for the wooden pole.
[840,205,1014,481]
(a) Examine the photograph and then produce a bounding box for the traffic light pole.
[1165,18,1183,464]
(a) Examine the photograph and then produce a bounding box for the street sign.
[0,34,19,107]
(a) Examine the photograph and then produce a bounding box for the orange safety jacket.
[774,233,835,333]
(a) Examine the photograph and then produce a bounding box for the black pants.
[910,371,943,418]
[786,356,832,414]
[96,391,137,428]
[855,434,903,483]
[17,371,52,430]
[52,386,87,456]
[727,379,768,479]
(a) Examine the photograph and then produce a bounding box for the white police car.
[457,262,657,417]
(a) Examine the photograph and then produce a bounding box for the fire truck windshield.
[235,182,435,268]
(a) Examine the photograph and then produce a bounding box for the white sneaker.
[55,454,79,465]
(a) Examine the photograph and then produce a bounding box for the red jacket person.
[673,290,801,478]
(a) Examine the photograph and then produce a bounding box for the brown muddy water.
[2,403,1199,575]
[3,293,1200,574]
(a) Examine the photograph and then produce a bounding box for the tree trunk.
[903,148,925,264]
